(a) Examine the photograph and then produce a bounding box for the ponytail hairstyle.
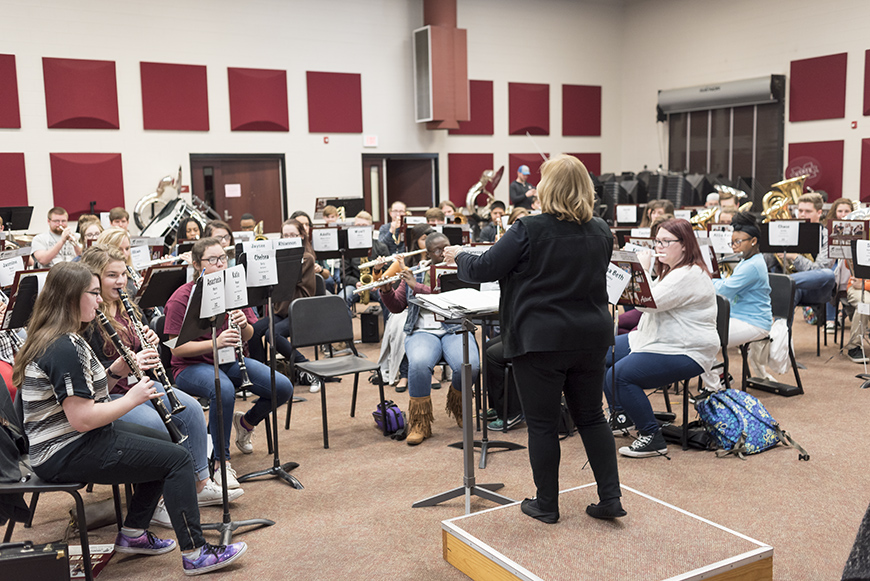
[655,218,711,280]
[80,244,138,355]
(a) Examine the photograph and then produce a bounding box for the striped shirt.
[22,333,110,466]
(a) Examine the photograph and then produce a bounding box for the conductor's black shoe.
[586,498,627,520]
[520,498,559,524]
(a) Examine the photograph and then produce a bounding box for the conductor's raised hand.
[443,245,463,265]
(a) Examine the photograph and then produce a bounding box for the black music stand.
[175,279,274,544]
[1,270,47,330]
[849,240,870,389]
[759,221,822,258]
[136,264,188,308]
[236,246,304,489]
[412,314,514,513]
[313,226,372,297]
[0,206,34,232]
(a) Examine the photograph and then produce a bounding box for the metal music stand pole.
[201,316,274,544]
[238,286,303,488]
[413,316,514,514]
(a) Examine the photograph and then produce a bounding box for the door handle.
[224,209,232,221]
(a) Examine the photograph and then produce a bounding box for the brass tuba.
[253,220,268,241]
[762,175,807,223]
[465,166,505,220]
[690,206,718,230]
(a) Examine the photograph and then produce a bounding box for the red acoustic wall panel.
[786,140,844,200]
[449,80,493,135]
[563,85,601,136]
[228,67,289,132]
[862,139,870,203]
[0,55,21,128]
[306,71,362,133]
[140,62,209,131]
[0,153,27,205]
[508,154,548,188]
[508,83,549,136]
[789,53,847,122]
[864,50,870,117]
[448,153,494,207]
[49,153,124,220]
[43,57,119,129]
[566,153,602,176]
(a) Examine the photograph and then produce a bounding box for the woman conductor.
[444,154,624,524]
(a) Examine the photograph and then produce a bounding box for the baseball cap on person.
[518,165,530,175]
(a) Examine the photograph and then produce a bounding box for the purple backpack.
[373,400,406,438]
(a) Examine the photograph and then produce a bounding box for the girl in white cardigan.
[604,218,719,458]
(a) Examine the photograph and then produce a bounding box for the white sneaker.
[150,498,172,529]
[309,377,322,393]
[197,479,244,506]
[233,411,254,454]
[213,462,241,490]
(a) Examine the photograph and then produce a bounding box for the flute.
[135,255,188,270]
[358,248,426,270]
[95,311,187,444]
[117,289,186,414]
[353,260,447,294]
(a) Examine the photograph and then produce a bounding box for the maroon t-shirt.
[163,281,258,379]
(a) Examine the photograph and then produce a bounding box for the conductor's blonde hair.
[537,154,594,224]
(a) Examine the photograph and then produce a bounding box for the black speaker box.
[360,310,384,343]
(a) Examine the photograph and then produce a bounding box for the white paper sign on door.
[225,184,242,198]
[200,271,226,318]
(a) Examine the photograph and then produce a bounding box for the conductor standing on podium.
[444,154,625,524]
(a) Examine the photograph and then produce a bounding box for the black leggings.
[35,421,204,551]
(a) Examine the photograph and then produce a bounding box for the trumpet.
[228,311,254,390]
[353,260,447,294]
[95,311,187,444]
[117,290,186,415]
[358,248,426,270]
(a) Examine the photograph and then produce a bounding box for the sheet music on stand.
[414,288,500,319]
[608,250,657,309]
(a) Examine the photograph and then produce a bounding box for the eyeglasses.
[730,237,752,248]
[654,238,680,248]
[204,255,228,265]
[49,219,68,225]
[215,235,231,243]
[84,290,102,297]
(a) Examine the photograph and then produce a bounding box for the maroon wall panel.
[140,62,209,131]
[786,140,844,200]
[566,153,602,176]
[509,83,549,136]
[43,57,119,129]
[0,55,21,128]
[228,67,289,132]
[448,153,494,207]
[508,154,548,188]
[306,71,362,133]
[0,153,27,205]
[789,53,847,122]
[563,85,601,136]
[865,50,870,117]
[862,139,870,203]
[449,80,493,135]
[49,153,124,220]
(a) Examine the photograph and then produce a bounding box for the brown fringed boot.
[406,395,434,446]
[445,386,463,428]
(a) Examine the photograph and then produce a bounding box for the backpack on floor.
[694,389,809,461]
[373,400,406,440]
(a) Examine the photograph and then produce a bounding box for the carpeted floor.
[7,315,868,580]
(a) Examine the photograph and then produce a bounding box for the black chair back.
[768,273,796,326]
[289,295,354,349]
[715,294,731,348]
[314,274,326,296]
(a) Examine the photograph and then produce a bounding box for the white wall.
[620,0,870,198]
[2,0,866,231]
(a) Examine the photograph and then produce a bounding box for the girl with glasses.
[602,218,719,459]
[164,237,293,489]
[14,262,247,574]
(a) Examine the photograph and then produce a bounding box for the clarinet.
[126,264,143,288]
[95,311,188,445]
[228,311,254,389]
[117,290,186,414]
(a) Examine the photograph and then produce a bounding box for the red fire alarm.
[323,136,330,144]
[852,121,858,129]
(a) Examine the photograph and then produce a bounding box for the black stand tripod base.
[746,377,803,397]
[448,439,525,470]
[201,517,275,546]
[412,483,512,508]
[238,462,303,489]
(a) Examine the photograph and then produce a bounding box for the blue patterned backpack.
[695,389,809,460]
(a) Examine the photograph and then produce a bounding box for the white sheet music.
[200,271,226,318]
[246,247,278,287]
[224,265,248,309]
[0,257,23,287]
[312,228,339,252]
[605,263,630,305]
[347,226,373,249]
[769,221,800,246]
[418,288,500,315]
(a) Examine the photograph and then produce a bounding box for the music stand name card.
[200,265,248,318]
[274,238,302,249]
[674,209,692,221]
[346,226,373,249]
[405,216,426,225]
[609,250,656,309]
[856,240,870,268]
[0,247,30,288]
[243,243,278,287]
[768,220,801,246]
[312,227,339,252]
[616,204,638,225]
[707,225,734,255]
[234,231,254,243]
[829,220,868,259]
[631,227,651,237]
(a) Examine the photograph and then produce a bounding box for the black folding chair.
[288,295,388,449]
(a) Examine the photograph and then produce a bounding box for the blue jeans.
[110,385,209,482]
[248,315,308,364]
[603,334,702,435]
[404,330,479,398]
[792,268,835,306]
[175,358,293,459]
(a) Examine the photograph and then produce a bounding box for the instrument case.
[0,540,70,580]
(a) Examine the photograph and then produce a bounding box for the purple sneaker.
[183,541,247,576]
[114,530,177,555]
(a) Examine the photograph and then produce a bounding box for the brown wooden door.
[361,154,439,222]
[190,155,286,233]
